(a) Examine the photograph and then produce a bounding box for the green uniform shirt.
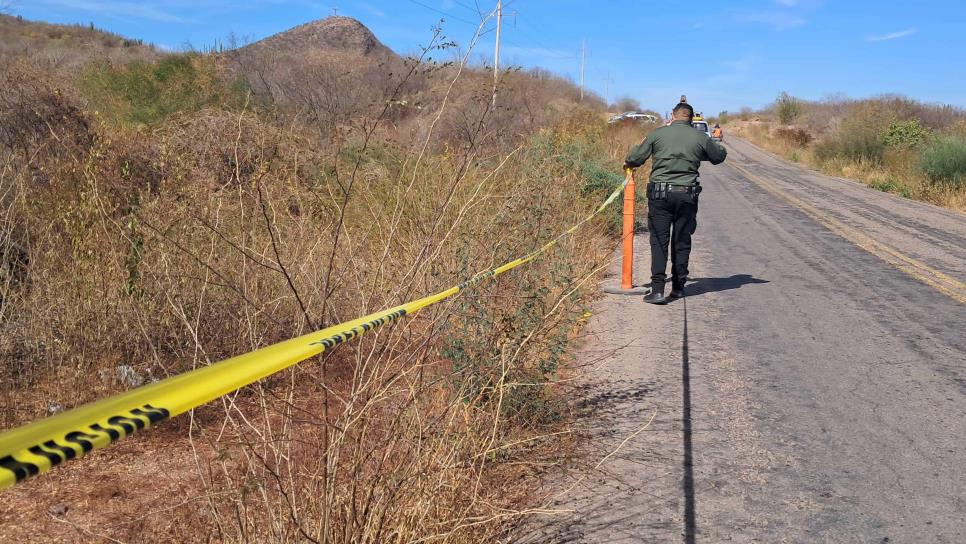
[624,120,728,185]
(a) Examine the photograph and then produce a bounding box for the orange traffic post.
[604,168,647,295]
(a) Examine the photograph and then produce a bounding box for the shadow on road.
[685,274,769,297]
[681,297,696,544]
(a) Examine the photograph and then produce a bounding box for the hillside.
[0,14,157,68]
[0,12,626,544]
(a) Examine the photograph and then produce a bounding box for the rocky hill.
[237,16,396,60]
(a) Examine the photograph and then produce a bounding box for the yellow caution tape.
[0,175,628,490]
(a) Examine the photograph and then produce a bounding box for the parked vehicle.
[691,119,711,138]
[608,111,658,124]
[607,112,630,124]
[625,112,658,123]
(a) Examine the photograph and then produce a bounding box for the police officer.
[623,101,727,304]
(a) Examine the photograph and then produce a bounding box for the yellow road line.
[731,162,966,305]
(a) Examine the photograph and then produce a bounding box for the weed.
[80,54,240,124]
[868,179,913,198]
[919,136,966,187]
[815,115,887,163]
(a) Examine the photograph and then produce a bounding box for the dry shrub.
[0,31,629,541]
[774,126,813,147]
[0,14,158,71]
[0,60,94,154]
[736,94,966,209]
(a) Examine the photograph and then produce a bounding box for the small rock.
[47,503,68,516]
[47,402,64,415]
[115,365,145,388]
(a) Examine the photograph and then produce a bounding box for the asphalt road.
[520,137,966,543]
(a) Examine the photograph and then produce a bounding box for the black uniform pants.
[647,191,698,286]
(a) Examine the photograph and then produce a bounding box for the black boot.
[668,278,686,299]
[644,282,667,305]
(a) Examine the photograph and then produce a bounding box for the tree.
[776,91,802,125]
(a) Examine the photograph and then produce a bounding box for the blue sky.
[9,0,965,115]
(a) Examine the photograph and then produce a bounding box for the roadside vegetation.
[0,15,643,543]
[720,93,966,210]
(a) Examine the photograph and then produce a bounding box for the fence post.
[604,168,646,295]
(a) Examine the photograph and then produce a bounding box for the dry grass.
[0,20,641,542]
[0,14,158,71]
[726,95,966,210]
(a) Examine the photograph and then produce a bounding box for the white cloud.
[356,2,385,18]
[867,27,917,42]
[501,44,573,60]
[35,0,192,23]
[707,51,759,87]
[731,9,806,30]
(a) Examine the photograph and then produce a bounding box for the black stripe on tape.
[0,404,170,484]
[312,308,407,349]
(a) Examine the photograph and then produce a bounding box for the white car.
[625,112,658,123]
[608,111,658,124]
[691,120,711,138]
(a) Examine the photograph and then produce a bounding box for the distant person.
[712,123,723,140]
[623,101,728,304]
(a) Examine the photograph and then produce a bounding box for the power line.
[503,10,575,59]
[450,0,486,15]
[402,0,481,27]
[604,71,613,106]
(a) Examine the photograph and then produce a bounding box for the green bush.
[579,159,623,195]
[885,119,929,149]
[919,136,966,187]
[776,91,802,125]
[868,180,912,198]
[81,55,241,124]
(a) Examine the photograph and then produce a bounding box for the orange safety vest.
[712,127,722,138]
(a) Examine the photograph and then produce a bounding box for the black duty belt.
[646,182,701,199]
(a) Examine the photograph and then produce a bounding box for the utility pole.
[604,71,613,108]
[492,0,502,108]
[580,39,586,101]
